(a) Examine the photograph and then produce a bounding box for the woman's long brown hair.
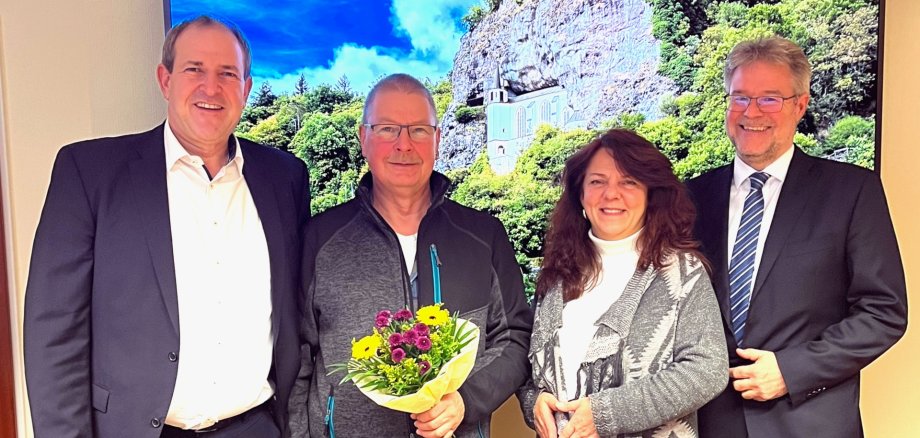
[536,129,708,302]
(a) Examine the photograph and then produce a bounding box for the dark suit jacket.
[24,124,310,438]
[688,148,907,438]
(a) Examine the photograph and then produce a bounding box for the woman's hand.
[556,397,599,438]
[534,391,562,438]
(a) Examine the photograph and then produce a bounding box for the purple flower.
[375,310,392,328]
[413,323,429,337]
[416,336,432,351]
[391,347,406,363]
[388,333,403,348]
[402,329,419,345]
[394,309,413,321]
[419,360,431,375]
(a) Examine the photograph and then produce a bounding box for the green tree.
[462,6,486,31]
[336,75,353,95]
[240,115,290,150]
[291,105,363,213]
[797,1,878,132]
[294,74,308,96]
[428,78,453,121]
[647,0,713,91]
[303,84,356,115]
[515,125,597,184]
[450,125,598,299]
[252,81,277,108]
[454,105,484,123]
[274,94,311,139]
[824,115,875,169]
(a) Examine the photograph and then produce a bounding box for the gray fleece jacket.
[518,252,728,437]
[289,172,533,437]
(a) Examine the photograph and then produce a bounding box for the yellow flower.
[351,335,380,360]
[417,304,450,326]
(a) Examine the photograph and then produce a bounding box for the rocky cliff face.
[437,0,676,170]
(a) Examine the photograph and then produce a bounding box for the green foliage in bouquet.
[328,304,478,397]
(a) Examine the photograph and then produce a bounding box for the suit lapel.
[751,148,819,301]
[128,124,180,335]
[703,166,734,326]
[241,143,286,345]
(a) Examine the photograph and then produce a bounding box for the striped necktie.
[728,172,769,347]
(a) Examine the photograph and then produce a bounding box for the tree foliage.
[294,74,308,95]
[239,115,289,150]
[229,0,879,297]
[641,0,877,178]
[428,78,453,121]
[454,105,484,124]
[291,105,363,213]
[450,125,600,298]
[252,81,277,108]
[462,6,486,31]
[304,84,356,115]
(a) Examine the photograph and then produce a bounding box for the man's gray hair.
[724,36,811,95]
[362,74,437,124]
[162,15,252,79]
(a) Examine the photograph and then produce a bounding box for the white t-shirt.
[396,232,418,275]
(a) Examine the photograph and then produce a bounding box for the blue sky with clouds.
[170,0,478,96]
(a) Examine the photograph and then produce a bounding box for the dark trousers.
[160,408,280,438]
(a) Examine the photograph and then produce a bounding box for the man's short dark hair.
[161,15,252,79]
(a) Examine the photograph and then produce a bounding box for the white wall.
[0,0,917,436]
[861,0,920,434]
[0,1,165,435]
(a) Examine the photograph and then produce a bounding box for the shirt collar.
[163,119,244,173]
[732,144,794,189]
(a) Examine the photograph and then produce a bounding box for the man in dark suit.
[24,16,310,438]
[689,36,907,437]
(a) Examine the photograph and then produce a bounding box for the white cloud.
[255,0,478,95]
[391,0,477,64]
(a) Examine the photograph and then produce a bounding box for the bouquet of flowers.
[328,303,480,413]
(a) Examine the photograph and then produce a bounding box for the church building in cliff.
[483,66,586,174]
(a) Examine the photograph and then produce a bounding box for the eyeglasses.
[726,95,798,113]
[364,124,437,142]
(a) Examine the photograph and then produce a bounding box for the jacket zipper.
[325,385,335,438]
[430,244,443,304]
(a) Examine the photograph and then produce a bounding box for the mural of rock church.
[483,67,587,174]
[437,0,677,172]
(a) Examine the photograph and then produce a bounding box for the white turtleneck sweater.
[558,228,642,401]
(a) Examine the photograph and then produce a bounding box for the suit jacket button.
[151,418,162,428]
[168,352,178,362]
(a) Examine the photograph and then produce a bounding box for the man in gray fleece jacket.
[288,73,533,438]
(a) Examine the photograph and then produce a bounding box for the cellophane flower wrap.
[328,303,480,413]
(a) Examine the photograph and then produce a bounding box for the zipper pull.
[430,244,442,304]
[430,244,442,266]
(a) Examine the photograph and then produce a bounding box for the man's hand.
[730,348,788,401]
[556,397,599,438]
[533,392,561,438]
[412,391,465,438]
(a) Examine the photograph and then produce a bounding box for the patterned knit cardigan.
[518,252,728,437]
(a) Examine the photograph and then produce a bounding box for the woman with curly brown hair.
[518,129,727,438]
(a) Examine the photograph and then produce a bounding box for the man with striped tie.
[688,37,907,438]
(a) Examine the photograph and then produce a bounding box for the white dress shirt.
[726,146,795,286]
[162,121,274,430]
[558,229,641,401]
